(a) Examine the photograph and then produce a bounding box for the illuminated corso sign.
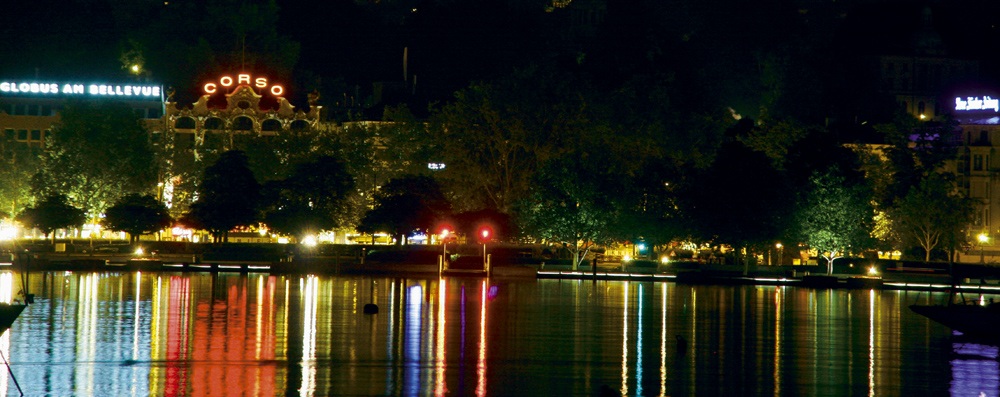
[0,81,160,97]
[955,96,1000,112]
[204,74,283,96]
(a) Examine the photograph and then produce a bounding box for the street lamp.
[439,227,451,263]
[776,243,783,266]
[979,233,989,263]
[479,227,492,271]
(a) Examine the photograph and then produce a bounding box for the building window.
[175,117,196,130]
[28,105,38,116]
[1,104,12,115]
[290,120,309,132]
[148,107,162,119]
[42,105,52,116]
[233,117,253,131]
[261,119,281,132]
[16,130,27,141]
[204,117,224,130]
[974,154,984,171]
[30,130,40,141]
[976,208,990,226]
[44,130,51,141]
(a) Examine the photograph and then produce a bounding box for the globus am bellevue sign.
[0,81,161,98]
[204,74,283,96]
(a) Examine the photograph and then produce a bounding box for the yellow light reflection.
[869,289,875,397]
[477,280,487,397]
[133,272,141,361]
[621,282,629,397]
[774,287,782,397]
[436,279,447,396]
[301,276,319,397]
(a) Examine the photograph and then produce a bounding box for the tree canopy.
[182,151,260,243]
[15,194,86,242]
[33,100,157,220]
[102,193,173,244]
[260,155,355,241]
[357,175,451,245]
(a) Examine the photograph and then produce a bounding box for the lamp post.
[439,228,450,268]
[979,233,989,263]
[776,243,782,266]
[479,227,492,274]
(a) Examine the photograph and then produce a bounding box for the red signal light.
[478,227,492,242]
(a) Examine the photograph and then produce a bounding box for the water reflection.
[0,272,994,395]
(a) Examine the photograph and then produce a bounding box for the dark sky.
[6,0,1000,114]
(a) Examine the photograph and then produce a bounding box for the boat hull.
[910,304,1000,337]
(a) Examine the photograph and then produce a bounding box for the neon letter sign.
[956,96,1000,112]
[204,74,284,96]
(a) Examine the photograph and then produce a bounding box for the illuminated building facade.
[163,73,321,150]
[0,80,164,148]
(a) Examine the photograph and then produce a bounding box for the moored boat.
[910,303,1000,337]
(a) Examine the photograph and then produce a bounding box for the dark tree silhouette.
[183,151,260,243]
[260,155,355,242]
[102,194,173,244]
[357,175,450,245]
[15,194,86,243]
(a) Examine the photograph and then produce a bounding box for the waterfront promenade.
[7,244,1000,295]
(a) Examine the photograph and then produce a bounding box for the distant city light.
[428,163,446,170]
[302,236,317,247]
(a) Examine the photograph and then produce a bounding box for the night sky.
[5,0,1000,117]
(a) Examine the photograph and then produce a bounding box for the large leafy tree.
[519,151,622,270]
[102,194,173,244]
[0,130,42,216]
[33,100,157,222]
[796,169,875,275]
[429,66,580,212]
[15,194,86,242]
[681,141,794,267]
[890,174,975,263]
[183,151,260,243]
[260,155,355,242]
[357,175,451,245]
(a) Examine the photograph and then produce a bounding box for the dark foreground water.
[0,271,989,396]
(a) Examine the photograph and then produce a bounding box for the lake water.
[0,271,988,396]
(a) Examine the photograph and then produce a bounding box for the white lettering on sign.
[0,81,159,98]
[956,96,1000,112]
[204,74,285,97]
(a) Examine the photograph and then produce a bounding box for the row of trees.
[1,64,977,270]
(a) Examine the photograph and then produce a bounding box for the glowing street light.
[979,233,989,263]
[439,227,451,266]
[776,242,783,266]
[479,226,492,271]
